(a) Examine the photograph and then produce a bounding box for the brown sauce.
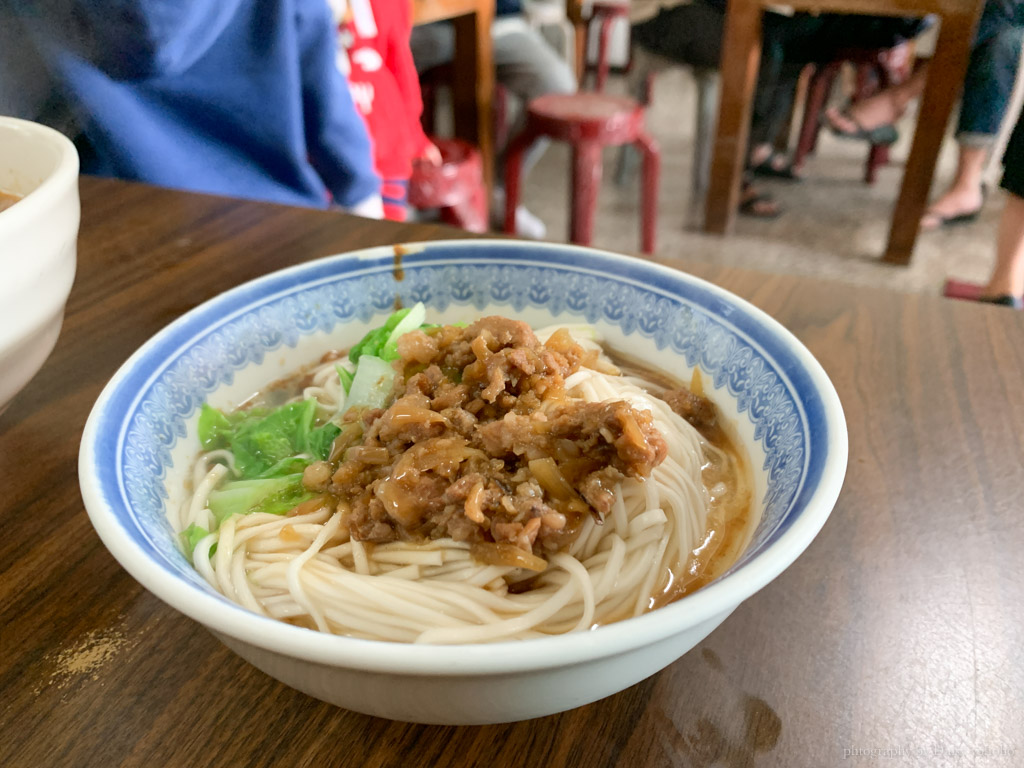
[605,348,755,609]
[0,190,22,214]
[392,244,406,281]
[222,331,754,613]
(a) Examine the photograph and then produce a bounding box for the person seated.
[409,0,577,238]
[629,0,928,217]
[6,0,382,216]
[330,0,441,221]
[824,0,1024,230]
[945,105,1024,309]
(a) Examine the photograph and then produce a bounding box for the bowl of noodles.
[79,240,847,724]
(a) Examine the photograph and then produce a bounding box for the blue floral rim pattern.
[87,242,830,596]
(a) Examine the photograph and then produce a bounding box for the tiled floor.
[514,68,1003,297]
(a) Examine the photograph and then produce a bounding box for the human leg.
[956,4,1023,141]
[920,145,988,229]
[823,63,927,137]
[381,179,409,222]
[492,18,576,180]
[984,192,1024,302]
[630,3,726,68]
[747,60,807,176]
[986,108,1024,300]
[944,106,1024,306]
[408,23,456,73]
[927,6,1024,227]
[489,19,577,237]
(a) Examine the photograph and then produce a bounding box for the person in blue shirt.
[2,0,382,214]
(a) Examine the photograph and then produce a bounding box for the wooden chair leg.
[596,13,615,91]
[570,139,603,245]
[692,69,719,225]
[635,131,660,254]
[573,20,587,85]
[494,85,510,154]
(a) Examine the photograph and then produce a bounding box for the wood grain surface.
[2,178,1022,768]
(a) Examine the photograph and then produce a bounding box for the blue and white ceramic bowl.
[80,240,847,724]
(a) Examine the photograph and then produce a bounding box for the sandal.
[980,295,1024,309]
[921,208,983,229]
[921,186,988,230]
[942,279,1023,309]
[749,155,802,182]
[739,184,783,219]
[824,108,898,146]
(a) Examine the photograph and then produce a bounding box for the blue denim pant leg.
[957,0,1024,144]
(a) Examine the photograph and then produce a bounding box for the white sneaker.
[492,189,547,239]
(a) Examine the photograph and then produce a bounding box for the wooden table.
[706,0,986,265]
[3,177,1022,767]
[412,0,496,191]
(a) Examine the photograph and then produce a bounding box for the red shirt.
[336,0,431,180]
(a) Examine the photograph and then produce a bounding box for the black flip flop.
[749,156,802,182]
[922,209,983,228]
[824,109,898,146]
[979,294,1024,309]
[739,189,783,219]
[922,186,988,229]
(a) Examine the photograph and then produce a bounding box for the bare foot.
[921,184,984,230]
[825,90,906,134]
[739,183,783,218]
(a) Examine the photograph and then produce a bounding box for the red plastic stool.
[409,137,488,233]
[504,92,659,254]
[588,2,630,92]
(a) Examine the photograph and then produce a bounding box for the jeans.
[410,17,577,185]
[957,0,1024,144]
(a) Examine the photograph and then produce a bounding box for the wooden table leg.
[575,21,588,85]
[882,12,980,265]
[452,5,495,195]
[566,0,587,85]
[704,0,763,234]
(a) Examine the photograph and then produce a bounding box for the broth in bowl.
[0,190,21,213]
[177,306,754,643]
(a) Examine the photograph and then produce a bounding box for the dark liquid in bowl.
[0,191,21,213]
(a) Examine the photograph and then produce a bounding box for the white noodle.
[174,331,715,643]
